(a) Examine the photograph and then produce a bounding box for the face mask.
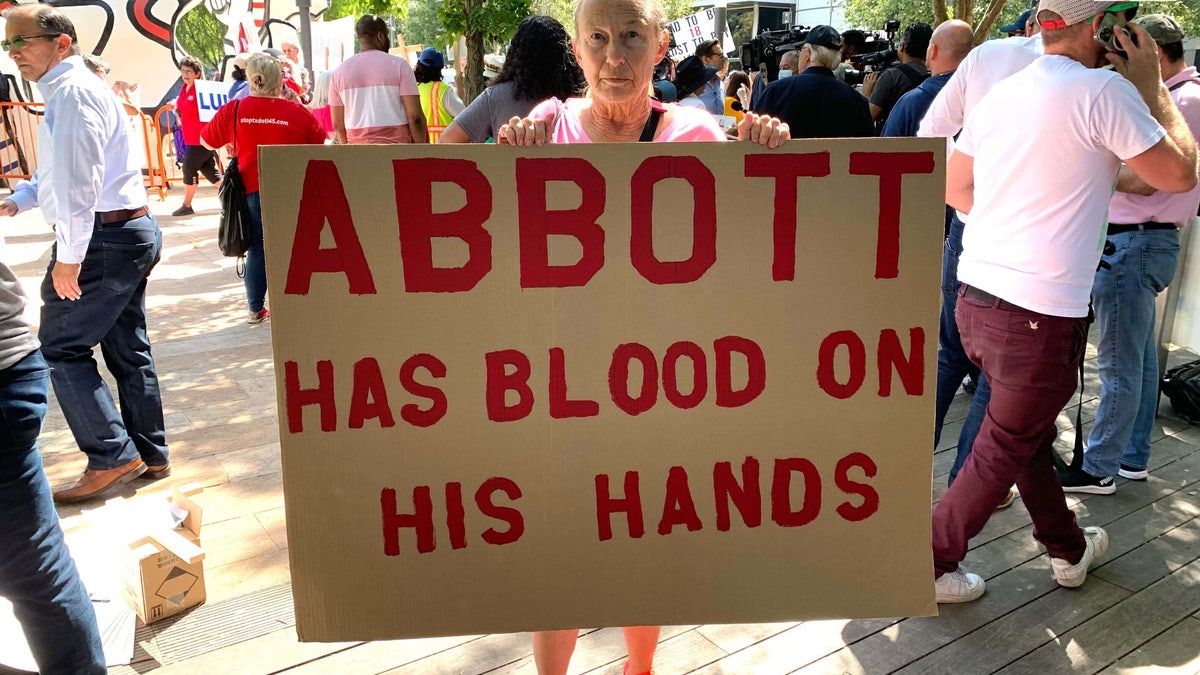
[778,69,793,79]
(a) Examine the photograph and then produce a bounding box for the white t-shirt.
[918,34,1043,143]
[919,34,1043,222]
[956,55,1165,318]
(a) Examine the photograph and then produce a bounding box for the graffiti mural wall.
[0,0,329,108]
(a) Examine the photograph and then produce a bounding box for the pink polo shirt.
[1108,67,1200,228]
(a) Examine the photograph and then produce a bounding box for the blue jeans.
[39,214,169,470]
[245,191,267,313]
[0,350,105,674]
[934,213,991,485]
[1085,227,1180,477]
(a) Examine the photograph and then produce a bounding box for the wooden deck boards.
[264,420,1200,675]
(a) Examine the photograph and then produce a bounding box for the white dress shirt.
[9,56,145,264]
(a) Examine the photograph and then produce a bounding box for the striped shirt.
[329,50,419,144]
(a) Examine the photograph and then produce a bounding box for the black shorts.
[181,145,220,186]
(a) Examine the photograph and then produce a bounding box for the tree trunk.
[463,31,485,104]
[956,0,974,21]
[933,0,951,25]
[973,0,1010,43]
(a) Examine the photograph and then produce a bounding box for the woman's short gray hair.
[247,52,283,96]
[574,0,666,36]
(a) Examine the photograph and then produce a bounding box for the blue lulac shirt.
[881,72,954,138]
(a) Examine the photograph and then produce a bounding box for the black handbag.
[1162,359,1200,425]
[217,100,252,261]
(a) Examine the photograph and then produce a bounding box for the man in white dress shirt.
[0,4,170,503]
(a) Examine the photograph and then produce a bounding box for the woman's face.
[574,0,666,107]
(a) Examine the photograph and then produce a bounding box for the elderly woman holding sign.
[502,0,788,673]
[500,1,788,147]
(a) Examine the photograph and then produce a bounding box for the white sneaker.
[996,486,1018,510]
[935,566,985,603]
[1118,463,1148,481]
[1051,526,1109,588]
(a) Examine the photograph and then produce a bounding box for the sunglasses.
[0,34,61,52]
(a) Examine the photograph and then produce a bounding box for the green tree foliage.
[439,0,532,102]
[325,0,403,21]
[542,0,577,32]
[175,5,227,74]
[542,0,695,38]
[397,0,444,48]
[844,0,1023,42]
[847,0,1199,44]
[1158,0,1200,38]
[844,0,934,30]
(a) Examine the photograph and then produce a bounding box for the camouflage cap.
[1133,14,1185,44]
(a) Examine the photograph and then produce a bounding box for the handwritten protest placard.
[667,9,735,59]
[261,139,944,641]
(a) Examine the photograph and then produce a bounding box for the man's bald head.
[927,20,974,75]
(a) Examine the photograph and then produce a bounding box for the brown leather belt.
[96,206,148,225]
[960,284,1029,313]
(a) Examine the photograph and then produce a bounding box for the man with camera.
[932,0,1197,603]
[834,29,867,83]
[863,22,933,129]
[1058,13,1200,495]
[753,25,873,138]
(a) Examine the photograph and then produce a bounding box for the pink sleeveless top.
[529,97,725,143]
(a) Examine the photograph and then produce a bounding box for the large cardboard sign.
[667,10,735,60]
[260,139,944,642]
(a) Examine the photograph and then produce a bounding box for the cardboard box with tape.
[85,483,207,624]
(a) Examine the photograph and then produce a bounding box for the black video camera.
[740,26,811,83]
[842,19,901,86]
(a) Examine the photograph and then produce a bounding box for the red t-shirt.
[201,96,326,193]
[176,83,203,145]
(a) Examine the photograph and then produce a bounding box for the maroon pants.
[932,288,1087,576]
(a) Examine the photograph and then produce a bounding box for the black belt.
[960,284,1029,312]
[1107,221,1176,235]
[95,206,148,226]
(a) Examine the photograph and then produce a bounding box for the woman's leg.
[623,625,660,674]
[532,629,580,675]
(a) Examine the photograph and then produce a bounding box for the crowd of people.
[0,0,1198,673]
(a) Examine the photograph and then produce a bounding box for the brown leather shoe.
[53,458,147,504]
[140,464,171,480]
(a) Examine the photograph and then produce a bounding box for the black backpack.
[1162,359,1200,424]
[875,63,930,133]
[217,100,251,261]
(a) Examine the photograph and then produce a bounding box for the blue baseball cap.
[418,47,444,69]
[1000,9,1033,32]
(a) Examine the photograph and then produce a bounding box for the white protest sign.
[194,80,232,123]
[667,10,735,60]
